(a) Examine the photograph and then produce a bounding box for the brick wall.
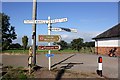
[95,47,120,56]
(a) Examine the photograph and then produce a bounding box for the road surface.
[1,53,119,78]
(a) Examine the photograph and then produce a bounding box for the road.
[1,53,119,78]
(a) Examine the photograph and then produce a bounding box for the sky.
[1,0,120,2]
[1,2,119,45]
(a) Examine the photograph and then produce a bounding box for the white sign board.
[51,27,77,33]
[24,20,48,24]
[50,18,67,23]
[24,18,67,24]
[51,28,63,32]
[69,28,77,33]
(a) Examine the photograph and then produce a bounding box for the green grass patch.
[2,50,29,54]
[2,47,95,54]
[2,66,34,79]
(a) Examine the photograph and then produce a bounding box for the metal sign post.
[24,0,78,71]
[24,15,70,70]
[48,16,51,70]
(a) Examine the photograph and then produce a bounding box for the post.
[48,16,51,70]
[32,0,37,65]
[28,47,33,75]
[97,56,102,77]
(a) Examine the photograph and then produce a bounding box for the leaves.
[1,13,17,50]
[53,40,68,50]
[71,38,84,51]
[22,36,28,50]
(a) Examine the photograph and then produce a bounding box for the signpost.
[46,16,67,70]
[46,54,54,58]
[38,35,61,42]
[51,27,77,33]
[51,28,63,32]
[38,45,60,50]
[24,18,67,24]
[24,0,77,71]
[50,18,67,23]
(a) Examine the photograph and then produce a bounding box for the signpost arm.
[32,0,37,66]
[48,16,51,70]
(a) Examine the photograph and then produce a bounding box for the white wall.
[95,38,120,47]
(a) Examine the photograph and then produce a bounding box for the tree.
[53,40,68,50]
[1,13,17,50]
[71,38,84,51]
[84,41,95,53]
[9,43,22,49]
[22,36,28,50]
[84,41,95,47]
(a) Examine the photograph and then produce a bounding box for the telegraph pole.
[32,0,37,65]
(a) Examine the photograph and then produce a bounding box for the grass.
[2,50,29,54]
[2,47,95,54]
[2,66,33,80]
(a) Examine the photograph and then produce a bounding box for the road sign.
[51,28,63,32]
[24,18,67,24]
[38,45,60,50]
[51,27,77,33]
[38,35,61,42]
[46,54,54,57]
[50,18,67,23]
[60,27,77,33]
[69,28,77,33]
[24,20,48,24]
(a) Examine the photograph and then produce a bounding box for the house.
[93,23,120,56]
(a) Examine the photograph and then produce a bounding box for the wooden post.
[28,47,33,75]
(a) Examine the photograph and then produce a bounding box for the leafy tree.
[84,41,95,53]
[1,13,17,50]
[84,41,95,47]
[53,40,68,50]
[22,36,28,50]
[71,38,84,51]
[9,43,22,49]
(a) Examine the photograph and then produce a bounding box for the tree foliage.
[71,38,84,51]
[9,43,22,49]
[22,36,28,50]
[53,40,68,50]
[1,13,17,50]
[84,41,95,47]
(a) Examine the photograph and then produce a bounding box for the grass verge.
[2,47,95,54]
[2,66,34,80]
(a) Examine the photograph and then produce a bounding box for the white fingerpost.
[97,56,102,77]
[48,16,51,70]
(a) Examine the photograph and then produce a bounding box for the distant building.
[93,23,120,56]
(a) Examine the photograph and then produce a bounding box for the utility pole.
[32,0,37,65]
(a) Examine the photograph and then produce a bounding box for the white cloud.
[60,31,100,43]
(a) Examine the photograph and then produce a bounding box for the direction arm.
[60,27,77,33]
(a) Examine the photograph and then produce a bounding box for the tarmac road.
[1,53,118,78]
